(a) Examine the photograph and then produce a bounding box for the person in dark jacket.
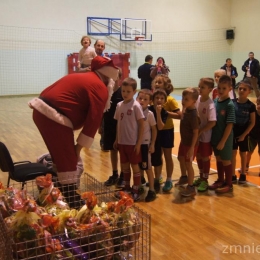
[242,52,260,97]
[221,58,238,98]
[138,55,153,90]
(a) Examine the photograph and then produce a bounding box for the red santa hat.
[91,56,119,81]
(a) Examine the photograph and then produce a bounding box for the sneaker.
[238,174,247,184]
[193,177,203,186]
[197,180,208,192]
[208,181,224,190]
[215,184,233,193]
[232,175,237,184]
[116,173,125,188]
[104,175,118,186]
[180,185,196,197]
[162,180,173,192]
[145,190,156,202]
[132,187,144,202]
[238,166,249,174]
[175,176,188,186]
[159,176,164,184]
[141,176,147,186]
[154,179,161,193]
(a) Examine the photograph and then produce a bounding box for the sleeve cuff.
[77,133,94,148]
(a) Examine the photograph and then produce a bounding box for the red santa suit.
[29,56,118,185]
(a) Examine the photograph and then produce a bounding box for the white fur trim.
[57,169,79,184]
[104,79,115,112]
[96,66,119,81]
[77,133,94,148]
[28,98,73,128]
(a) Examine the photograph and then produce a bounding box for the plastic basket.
[0,173,151,260]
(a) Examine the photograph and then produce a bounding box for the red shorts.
[118,144,142,165]
[197,142,212,157]
[178,143,198,162]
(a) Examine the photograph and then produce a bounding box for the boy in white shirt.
[194,78,216,191]
[136,89,157,202]
[114,78,144,201]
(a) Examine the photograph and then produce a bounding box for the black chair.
[0,141,56,189]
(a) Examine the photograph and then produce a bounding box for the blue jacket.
[242,58,260,78]
[220,64,238,87]
[138,63,154,90]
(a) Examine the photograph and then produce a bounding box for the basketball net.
[135,36,145,47]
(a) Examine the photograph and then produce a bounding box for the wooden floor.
[1,95,260,260]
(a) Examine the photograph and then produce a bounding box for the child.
[149,89,169,193]
[245,96,260,174]
[177,88,200,196]
[152,75,180,192]
[113,78,144,201]
[136,89,157,202]
[212,69,234,100]
[103,69,124,187]
[231,80,256,184]
[209,75,236,193]
[77,36,96,72]
[193,78,216,192]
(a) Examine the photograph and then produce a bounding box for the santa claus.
[28,56,119,208]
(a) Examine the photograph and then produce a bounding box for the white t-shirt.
[196,96,217,143]
[114,99,144,145]
[142,108,156,144]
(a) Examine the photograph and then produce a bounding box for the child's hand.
[134,144,141,155]
[186,148,193,160]
[237,135,245,142]
[216,140,225,150]
[113,141,118,150]
[77,61,81,69]
[149,144,155,154]
[156,105,162,113]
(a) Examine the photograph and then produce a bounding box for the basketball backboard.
[120,18,152,41]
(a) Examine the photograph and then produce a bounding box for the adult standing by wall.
[94,39,106,150]
[138,55,154,90]
[221,58,238,98]
[94,39,106,56]
[242,52,260,97]
[150,57,170,79]
[29,56,119,208]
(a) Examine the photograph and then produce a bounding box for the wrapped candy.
[50,210,89,259]
[108,192,141,253]
[5,199,46,259]
[76,192,114,259]
[36,174,69,215]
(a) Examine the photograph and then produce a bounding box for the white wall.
[0,0,233,95]
[0,0,231,32]
[230,0,260,81]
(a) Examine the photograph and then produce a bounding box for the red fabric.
[212,88,218,100]
[118,144,142,164]
[33,109,77,172]
[91,56,118,71]
[40,72,108,139]
[197,141,212,157]
[178,143,198,162]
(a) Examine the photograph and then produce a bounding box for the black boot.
[61,183,81,209]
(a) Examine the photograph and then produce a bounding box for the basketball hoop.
[135,36,145,47]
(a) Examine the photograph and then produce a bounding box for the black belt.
[38,96,66,116]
